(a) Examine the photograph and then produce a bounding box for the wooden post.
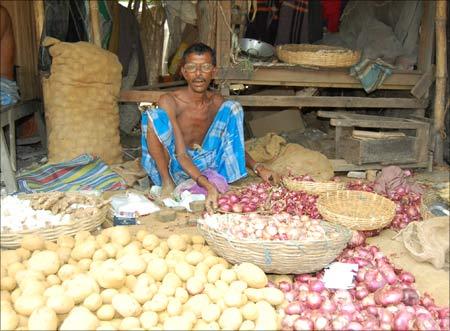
[216,1,231,68]
[89,0,102,47]
[33,0,44,48]
[433,0,447,164]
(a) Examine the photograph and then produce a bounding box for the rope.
[218,2,240,64]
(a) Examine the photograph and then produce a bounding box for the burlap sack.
[396,217,449,270]
[43,37,122,164]
[246,133,334,180]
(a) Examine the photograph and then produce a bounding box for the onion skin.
[399,271,415,284]
[285,302,303,315]
[393,310,415,331]
[402,288,420,306]
[374,287,404,306]
[293,317,314,331]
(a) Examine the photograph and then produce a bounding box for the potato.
[191,235,205,245]
[204,284,221,303]
[11,288,21,303]
[175,262,194,281]
[193,319,210,331]
[167,234,187,251]
[75,231,92,243]
[57,235,75,249]
[254,300,278,330]
[146,258,168,281]
[230,280,248,293]
[96,325,117,331]
[46,294,74,314]
[20,279,46,296]
[1,308,19,330]
[95,260,126,289]
[241,302,258,321]
[63,273,99,304]
[244,288,264,302]
[15,269,45,284]
[166,297,182,316]
[186,277,205,295]
[57,264,80,281]
[78,258,93,272]
[92,249,108,261]
[7,261,25,278]
[125,275,137,290]
[203,256,219,267]
[140,311,158,329]
[236,263,268,289]
[142,234,160,251]
[15,248,31,261]
[44,240,58,251]
[96,305,115,321]
[84,293,103,311]
[147,293,168,312]
[184,294,210,318]
[224,289,246,308]
[43,285,65,298]
[207,264,225,283]
[163,316,193,331]
[220,269,237,283]
[240,320,256,330]
[100,289,118,304]
[162,272,182,289]
[185,251,204,265]
[219,307,243,330]
[21,234,45,251]
[60,306,99,331]
[174,287,189,304]
[118,254,146,276]
[110,227,131,246]
[1,276,16,291]
[102,243,118,258]
[71,241,97,260]
[201,303,221,322]
[46,274,61,286]
[132,286,154,304]
[14,294,45,316]
[1,290,11,302]
[111,293,141,318]
[135,230,149,242]
[28,306,57,331]
[120,316,140,330]
[95,234,109,246]
[117,242,141,259]
[262,287,285,306]
[56,247,72,264]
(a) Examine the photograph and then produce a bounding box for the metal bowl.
[239,38,275,59]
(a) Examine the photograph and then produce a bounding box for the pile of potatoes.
[0,226,287,330]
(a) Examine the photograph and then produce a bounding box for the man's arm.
[245,151,280,184]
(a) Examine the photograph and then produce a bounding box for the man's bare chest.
[176,106,217,147]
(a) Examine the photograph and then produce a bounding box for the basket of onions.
[197,213,352,274]
[282,175,346,195]
[317,190,396,231]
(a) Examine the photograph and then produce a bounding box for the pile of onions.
[278,245,449,330]
[218,182,321,219]
[347,181,423,231]
[199,212,336,241]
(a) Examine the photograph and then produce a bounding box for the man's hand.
[205,185,219,214]
[258,166,280,185]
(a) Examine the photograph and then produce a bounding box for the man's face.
[181,52,216,93]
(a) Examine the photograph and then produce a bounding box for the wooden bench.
[1,100,46,193]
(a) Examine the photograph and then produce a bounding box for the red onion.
[306,292,323,309]
[282,315,299,331]
[320,299,337,314]
[314,316,330,330]
[295,274,313,283]
[374,287,404,306]
[378,263,398,285]
[402,288,420,306]
[348,231,366,248]
[285,302,303,315]
[219,203,232,212]
[279,281,292,293]
[294,317,313,331]
[228,193,239,203]
[393,310,415,330]
[308,280,325,293]
[364,270,387,292]
[331,315,351,330]
[355,285,369,300]
[399,271,415,284]
[347,321,363,330]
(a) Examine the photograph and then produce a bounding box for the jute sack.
[395,217,449,270]
[43,37,122,164]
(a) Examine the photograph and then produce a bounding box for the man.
[0,5,19,106]
[142,43,279,212]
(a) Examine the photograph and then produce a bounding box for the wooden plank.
[215,1,231,68]
[330,118,425,129]
[411,66,435,99]
[89,0,102,47]
[228,96,427,108]
[318,111,410,122]
[352,130,406,139]
[331,159,428,172]
[0,130,18,193]
[417,0,435,72]
[217,67,422,90]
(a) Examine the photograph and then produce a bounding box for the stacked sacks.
[43,37,123,164]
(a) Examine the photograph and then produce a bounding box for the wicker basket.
[198,220,351,274]
[1,193,108,249]
[283,177,346,194]
[276,44,361,68]
[317,190,396,231]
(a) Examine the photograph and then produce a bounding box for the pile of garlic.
[1,195,71,232]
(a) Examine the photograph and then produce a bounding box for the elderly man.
[0,5,19,106]
[142,42,279,212]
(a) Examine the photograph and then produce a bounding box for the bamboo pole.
[89,0,102,47]
[433,0,447,164]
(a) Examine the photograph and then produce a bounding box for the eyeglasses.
[184,63,214,73]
